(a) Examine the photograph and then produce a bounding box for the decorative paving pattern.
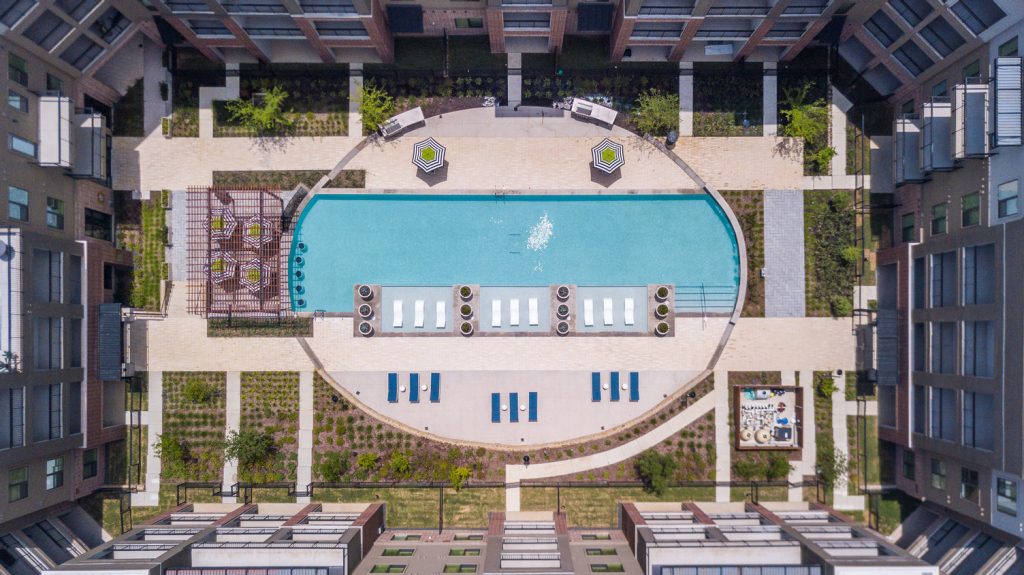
[763,189,806,318]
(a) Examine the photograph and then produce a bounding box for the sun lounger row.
[491,392,538,422]
[393,300,447,329]
[582,298,636,328]
[387,372,441,403]
[591,372,639,402]
[490,298,540,328]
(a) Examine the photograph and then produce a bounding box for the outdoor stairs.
[674,285,738,315]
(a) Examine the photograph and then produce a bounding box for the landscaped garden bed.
[779,49,833,176]
[693,63,764,137]
[847,414,878,494]
[113,78,144,137]
[804,190,856,317]
[719,191,765,317]
[212,170,364,190]
[813,371,841,503]
[160,372,227,482]
[239,372,300,482]
[727,372,799,485]
[170,48,226,138]
[207,317,314,338]
[115,197,166,311]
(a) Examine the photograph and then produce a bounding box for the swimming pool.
[289,194,740,312]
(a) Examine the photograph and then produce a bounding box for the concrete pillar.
[679,62,694,137]
[609,4,633,62]
[507,53,522,108]
[763,61,778,137]
[548,8,567,53]
[487,8,505,54]
[349,63,364,137]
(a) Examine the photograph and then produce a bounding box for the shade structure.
[239,258,273,293]
[242,215,275,248]
[591,138,625,174]
[412,137,446,172]
[207,251,237,284]
[208,206,237,240]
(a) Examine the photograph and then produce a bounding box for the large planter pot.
[460,321,474,336]
[556,321,570,336]
[556,285,570,302]
[655,303,670,319]
[358,304,373,319]
[460,304,473,319]
[357,284,373,301]
[359,321,374,337]
[459,285,473,301]
[655,286,670,302]
[655,321,670,336]
[556,304,570,320]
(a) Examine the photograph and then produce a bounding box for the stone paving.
[763,189,807,318]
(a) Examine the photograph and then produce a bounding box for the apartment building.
[873,6,1024,540]
[1,25,138,527]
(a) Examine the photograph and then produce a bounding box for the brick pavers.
[763,189,807,317]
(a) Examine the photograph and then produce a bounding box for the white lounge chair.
[584,299,594,327]
[624,298,635,326]
[392,300,404,328]
[414,300,424,328]
[492,299,502,328]
[603,298,613,326]
[510,299,520,327]
[528,298,539,326]
[435,301,446,329]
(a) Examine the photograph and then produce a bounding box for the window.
[8,90,28,113]
[963,244,995,305]
[383,549,414,557]
[997,180,1019,218]
[582,534,612,540]
[84,208,113,241]
[962,60,981,82]
[34,318,63,370]
[454,18,482,28]
[392,534,421,541]
[903,450,916,480]
[587,549,618,556]
[47,73,64,94]
[900,99,916,115]
[370,566,405,573]
[69,318,81,368]
[931,458,947,490]
[8,467,28,502]
[931,252,956,308]
[8,186,29,222]
[930,386,956,441]
[442,566,477,573]
[1,0,36,27]
[893,40,935,76]
[913,257,925,309]
[901,213,916,242]
[961,467,980,503]
[45,457,63,490]
[997,478,1018,516]
[913,385,926,434]
[889,0,931,27]
[1000,37,1019,57]
[32,249,62,303]
[46,197,64,229]
[913,323,926,372]
[67,381,80,435]
[449,549,482,556]
[950,0,1006,35]
[8,53,28,86]
[1,388,25,450]
[932,80,948,99]
[931,322,956,374]
[9,134,37,158]
[32,383,62,441]
[919,17,965,57]
[865,10,902,47]
[591,565,625,573]
[931,204,947,235]
[962,192,981,226]
[963,392,994,450]
[454,534,482,541]
[963,320,994,377]
[83,448,98,478]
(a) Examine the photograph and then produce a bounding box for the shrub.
[224,429,276,472]
[317,451,349,481]
[632,90,679,137]
[387,451,412,479]
[183,379,217,404]
[225,84,293,134]
[635,451,677,495]
[449,465,472,491]
[732,458,762,481]
[154,434,190,478]
[356,452,379,474]
[830,296,853,317]
[817,445,848,490]
[360,82,395,134]
[816,374,836,399]
[765,453,792,481]
[780,83,836,175]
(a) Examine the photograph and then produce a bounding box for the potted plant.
[556,321,570,336]
[655,321,670,336]
[358,285,373,301]
[460,321,474,336]
[556,285,570,301]
[162,116,172,138]
[557,304,570,319]
[460,304,473,319]
[359,321,374,337]
[460,285,473,301]
[655,303,670,319]
[358,304,373,319]
[655,286,670,302]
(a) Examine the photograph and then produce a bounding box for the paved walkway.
[131,372,163,507]
[222,371,241,502]
[348,63,363,138]
[832,373,865,510]
[142,37,169,137]
[763,189,806,317]
[297,372,314,503]
[713,370,731,502]
[504,392,715,511]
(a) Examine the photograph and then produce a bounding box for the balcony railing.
[706,6,769,16]
[694,29,753,39]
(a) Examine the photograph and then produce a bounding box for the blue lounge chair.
[610,372,620,402]
[528,392,538,422]
[430,373,440,403]
[629,372,639,402]
[409,373,420,403]
[510,393,519,423]
[387,373,398,403]
[491,393,501,423]
[591,372,601,402]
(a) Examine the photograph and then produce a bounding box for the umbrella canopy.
[239,258,273,293]
[208,206,237,240]
[591,138,625,174]
[242,215,275,248]
[207,251,237,284]
[412,137,446,173]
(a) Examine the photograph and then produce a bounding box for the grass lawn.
[804,190,856,317]
[847,415,879,494]
[113,78,144,137]
[240,372,300,482]
[693,63,764,137]
[844,371,877,401]
[719,191,765,317]
[522,486,715,527]
[315,487,445,528]
[449,36,506,73]
[876,490,920,536]
[116,199,166,311]
[162,372,227,482]
[729,485,788,503]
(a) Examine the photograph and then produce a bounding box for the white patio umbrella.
[239,258,273,293]
[208,206,237,240]
[591,138,625,174]
[242,215,274,249]
[412,137,446,173]
[207,251,237,284]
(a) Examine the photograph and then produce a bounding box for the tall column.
[548,8,567,53]
[487,8,506,54]
[679,61,694,137]
[763,61,778,137]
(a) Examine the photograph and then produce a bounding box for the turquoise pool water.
[290,194,740,312]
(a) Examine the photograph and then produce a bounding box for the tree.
[225,84,293,134]
[356,452,380,475]
[635,451,678,496]
[317,451,349,482]
[780,83,836,174]
[631,90,680,137]
[183,379,216,404]
[765,453,792,481]
[360,82,395,134]
[449,466,472,492]
[154,434,190,478]
[817,445,849,491]
[732,458,763,481]
[224,429,276,472]
[387,451,412,480]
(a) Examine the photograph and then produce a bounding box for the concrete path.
[142,37,169,137]
[831,372,865,510]
[792,370,816,502]
[763,62,778,137]
[507,53,521,107]
[847,400,878,416]
[763,189,806,318]
[348,63,363,138]
[713,370,731,502]
[297,372,314,503]
[504,392,714,511]
[679,62,693,137]
[132,372,162,507]
[168,190,187,280]
[222,371,241,502]
[198,64,240,139]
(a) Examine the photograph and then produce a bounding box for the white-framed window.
[45,457,63,490]
[997,477,1018,516]
[8,186,28,221]
[997,180,1019,218]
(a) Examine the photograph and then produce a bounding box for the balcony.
[297,0,357,14]
[766,21,806,39]
[503,12,550,30]
[952,82,990,159]
[993,57,1022,148]
[782,0,829,16]
[0,230,24,373]
[705,1,770,17]
[637,0,693,17]
[630,22,684,40]
[222,0,287,14]
[72,111,106,180]
[315,21,368,37]
[894,116,925,186]
[920,101,953,172]
[38,94,72,168]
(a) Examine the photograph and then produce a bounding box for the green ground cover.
[719,191,765,317]
[805,190,857,317]
[847,415,880,493]
[207,317,314,337]
[170,49,226,137]
[211,170,364,190]
[522,486,715,527]
[160,372,227,482]
[693,63,764,137]
[240,372,300,482]
[116,199,166,311]
[113,78,144,137]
